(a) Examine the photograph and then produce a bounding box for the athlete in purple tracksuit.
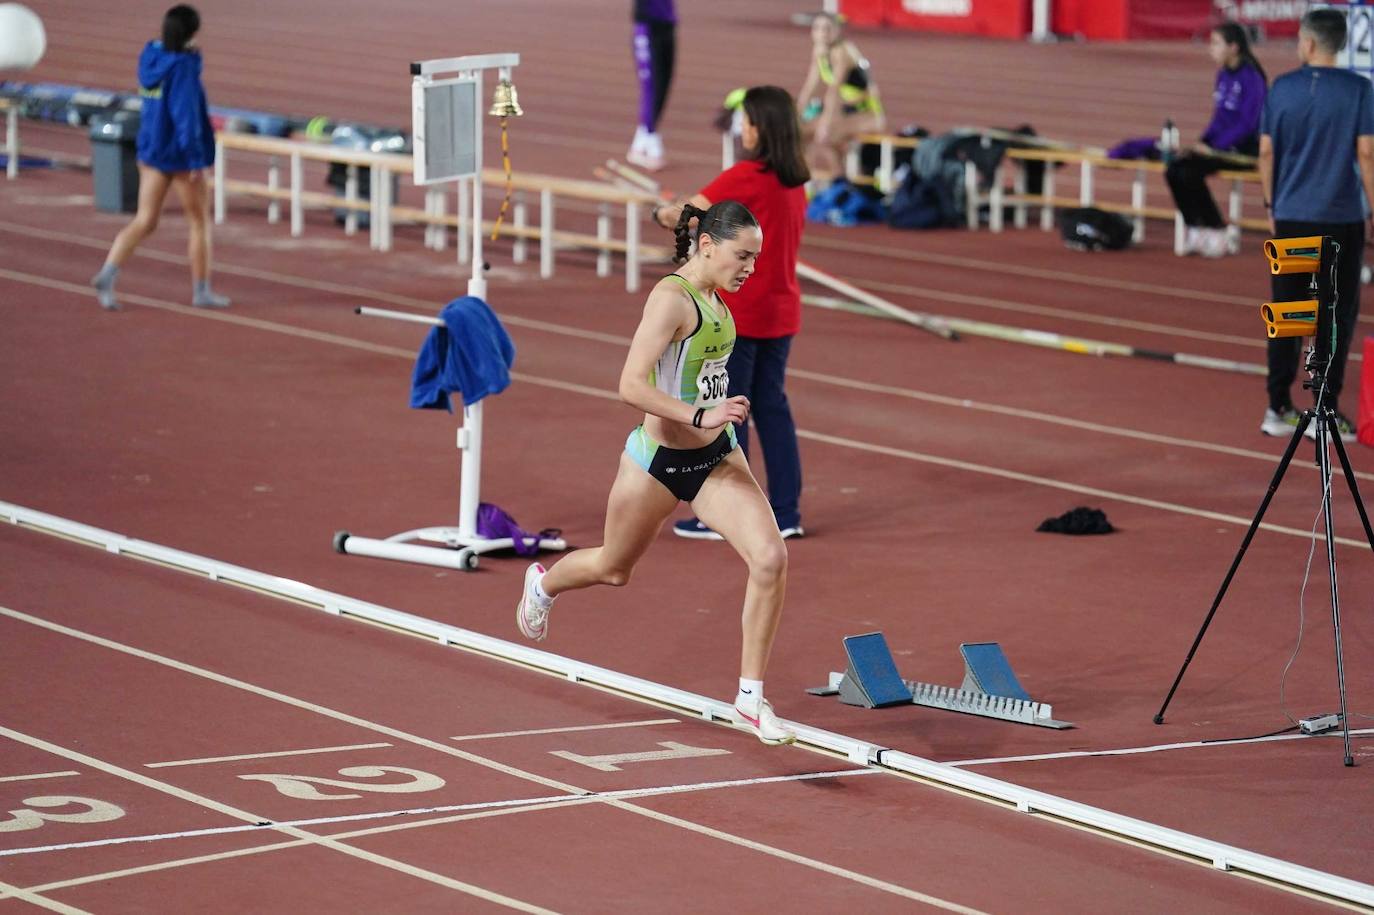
[627,0,675,171]
[1165,22,1267,257]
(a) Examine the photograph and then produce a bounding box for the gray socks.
[192,279,231,309]
[92,268,231,310]
[91,264,119,310]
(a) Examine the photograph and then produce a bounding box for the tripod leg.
[1329,431,1374,553]
[1314,420,1356,766]
[1153,416,1310,725]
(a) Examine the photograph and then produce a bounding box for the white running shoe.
[735,698,796,746]
[626,131,666,172]
[516,562,552,641]
[1260,407,1300,437]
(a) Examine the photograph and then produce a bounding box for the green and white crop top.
[649,274,736,408]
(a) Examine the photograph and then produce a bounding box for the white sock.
[531,573,553,604]
[736,678,764,709]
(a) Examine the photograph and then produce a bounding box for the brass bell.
[488,79,523,117]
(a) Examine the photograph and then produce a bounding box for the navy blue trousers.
[727,335,802,529]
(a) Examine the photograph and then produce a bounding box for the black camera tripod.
[1153,357,1374,767]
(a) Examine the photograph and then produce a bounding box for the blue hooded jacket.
[135,40,215,173]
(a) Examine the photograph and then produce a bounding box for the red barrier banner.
[1052,0,1304,40]
[882,0,1031,37]
[838,0,1031,37]
[842,0,1305,38]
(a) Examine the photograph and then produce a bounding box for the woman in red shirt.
[651,85,809,540]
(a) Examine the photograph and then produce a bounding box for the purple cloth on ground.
[477,503,560,557]
[1107,137,1160,160]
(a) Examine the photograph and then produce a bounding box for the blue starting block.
[833,632,912,708]
[808,633,1073,729]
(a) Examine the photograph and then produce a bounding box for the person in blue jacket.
[1165,22,1267,258]
[91,5,228,310]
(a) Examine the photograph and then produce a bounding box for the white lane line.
[0,879,88,915]
[8,231,1368,490]
[451,719,679,742]
[3,268,1365,547]
[0,768,877,859]
[0,771,80,783]
[0,724,555,914]
[145,742,393,769]
[798,428,1372,549]
[0,604,984,909]
[948,728,1374,768]
[0,605,582,797]
[783,367,1373,483]
[599,799,985,913]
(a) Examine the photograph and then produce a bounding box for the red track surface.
[2,1,1372,910]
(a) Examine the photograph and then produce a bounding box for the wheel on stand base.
[332,531,350,553]
[458,549,479,571]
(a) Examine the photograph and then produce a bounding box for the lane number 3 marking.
[0,797,126,832]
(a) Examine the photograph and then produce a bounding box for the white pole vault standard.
[333,306,566,571]
[4,500,1373,910]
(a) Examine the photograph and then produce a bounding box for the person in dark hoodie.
[91,5,228,310]
[1164,22,1267,258]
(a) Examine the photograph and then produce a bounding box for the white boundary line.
[0,595,977,907]
[0,724,555,913]
[450,719,679,741]
[145,742,394,769]
[1,502,1370,907]
[0,879,87,915]
[0,768,879,859]
[950,728,1374,768]
[0,771,81,783]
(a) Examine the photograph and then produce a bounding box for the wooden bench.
[214,132,670,292]
[2,98,18,180]
[763,127,1265,252]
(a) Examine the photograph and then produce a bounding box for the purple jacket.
[1200,62,1265,154]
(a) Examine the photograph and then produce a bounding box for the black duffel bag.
[1059,207,1133,251]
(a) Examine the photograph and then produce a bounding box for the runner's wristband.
[692,407,705,428]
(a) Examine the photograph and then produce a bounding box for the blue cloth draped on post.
[410,296,515,411]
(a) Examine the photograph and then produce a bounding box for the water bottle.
[1160,118,1178,165]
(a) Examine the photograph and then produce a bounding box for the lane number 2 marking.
[238,766,445,800]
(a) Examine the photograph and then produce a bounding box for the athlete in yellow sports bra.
[797,12,885,180]
[514,200,796,747]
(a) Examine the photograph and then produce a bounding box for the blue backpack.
[887,172,960,230]
[806,179,886,227]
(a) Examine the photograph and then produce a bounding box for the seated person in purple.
[1165,22,1267,257]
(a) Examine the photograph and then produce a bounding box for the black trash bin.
[89,112,141,213]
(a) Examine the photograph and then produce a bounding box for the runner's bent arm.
[618,283,749,428]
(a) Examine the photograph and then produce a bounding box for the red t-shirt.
[699,160,806,338]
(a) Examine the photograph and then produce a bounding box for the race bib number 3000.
[696,356,730,407]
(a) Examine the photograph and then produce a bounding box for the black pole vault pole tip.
[1153,714,1165,725]
[332,531,350,553]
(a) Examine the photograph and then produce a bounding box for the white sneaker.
[1182,226,1201,256]
[516,563,552,641]
[735,697,796,746]
[626,131,666,172]
[1260,407,1300,437]
[1199,228,1229,258]
[1303,411,1356,444]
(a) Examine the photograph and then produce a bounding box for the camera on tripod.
[1260,236,1337,347]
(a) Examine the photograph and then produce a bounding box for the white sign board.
[411,76,477,184]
